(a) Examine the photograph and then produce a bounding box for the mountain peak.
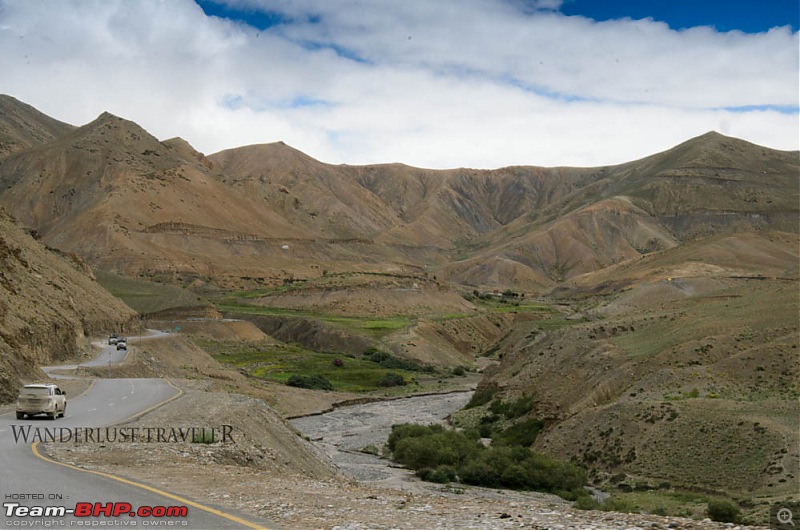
[162,137,208,163]
[74,111,161,148]
[91,111,133,127]
[697,130,726,139]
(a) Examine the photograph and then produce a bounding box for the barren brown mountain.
[0,96,795,294]
[445,132,799,288]
[0,208,138,400]
[0,95,75,159]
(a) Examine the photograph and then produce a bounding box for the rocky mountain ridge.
[0,95,796,291]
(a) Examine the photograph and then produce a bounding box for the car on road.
[108,334,119,345]
[116,340,127,350]
[16,384,67,420]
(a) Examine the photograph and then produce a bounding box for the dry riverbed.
[44,381,766,529]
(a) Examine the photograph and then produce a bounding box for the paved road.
[42,330,169,378]
[0,336,269,529]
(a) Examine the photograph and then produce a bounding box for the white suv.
[16,384,67,420]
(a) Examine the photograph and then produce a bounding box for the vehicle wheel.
[49,412,57,420]
[16,412,24,420]
[60,406,66,418]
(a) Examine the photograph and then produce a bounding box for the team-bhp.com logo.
[4,501,189,522]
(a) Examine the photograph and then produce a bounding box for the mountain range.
[1,93,796,292]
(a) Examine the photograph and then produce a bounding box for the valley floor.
[43,380,768,530]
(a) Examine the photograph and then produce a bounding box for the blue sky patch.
[721,104,800,114]
[559,0,799,33]
[195,0,288,30]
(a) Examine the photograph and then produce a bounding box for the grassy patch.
[216,302,411,338]
[196,339,420,393]
[578,490,731,519]
[474,298,554,315]
[431,313,473,322]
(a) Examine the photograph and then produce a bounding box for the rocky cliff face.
[0,209,139,402]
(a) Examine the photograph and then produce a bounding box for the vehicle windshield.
[20,387,50,396]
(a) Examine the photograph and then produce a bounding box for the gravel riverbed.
[45,387,768,529]
[291,391,473,485]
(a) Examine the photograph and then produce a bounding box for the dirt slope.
[474,271,799,499]
[0,208,138,401]
[0,94,74,159]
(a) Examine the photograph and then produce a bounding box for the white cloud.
[0,0,796,169]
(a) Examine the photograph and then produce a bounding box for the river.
[290,391,473,485]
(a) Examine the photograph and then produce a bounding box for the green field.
[216,301,411,337]
[217,302,412,338]
[196,339,424,393]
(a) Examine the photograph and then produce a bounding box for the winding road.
[0,333,269,529]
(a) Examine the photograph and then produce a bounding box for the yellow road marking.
[31,443,269,529]
[9,344,268,528]
[74,379,97,400]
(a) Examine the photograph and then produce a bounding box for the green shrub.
[387,424,444,452]
[492,418,544,447]
[488,395,536,419]
[452,366,466,376]
[480,414,501,425]
[519,452,587,492]
[574,496,601,510]
[478,424,493,438]
[506,395,536,419]
[191,428,217,444]
[459,458,502,488]
[364,349,429,372]
[465,386,498,408]
[392,430,479,470]
[489,399,507,415]
[707,499,740,523]
[286,374,333,391]
[378,372,406,387]
[417,465,457,483]
[387,422,586,496]
[600,496,639,513]
[360,444,380,456]
[559,487,592,501]
[457,447,586,493]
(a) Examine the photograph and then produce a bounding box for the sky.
[0,0,797,169]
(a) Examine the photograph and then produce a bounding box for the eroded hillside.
[0,209,139,401]
[0,96,795,293]
[463,231,799,502]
